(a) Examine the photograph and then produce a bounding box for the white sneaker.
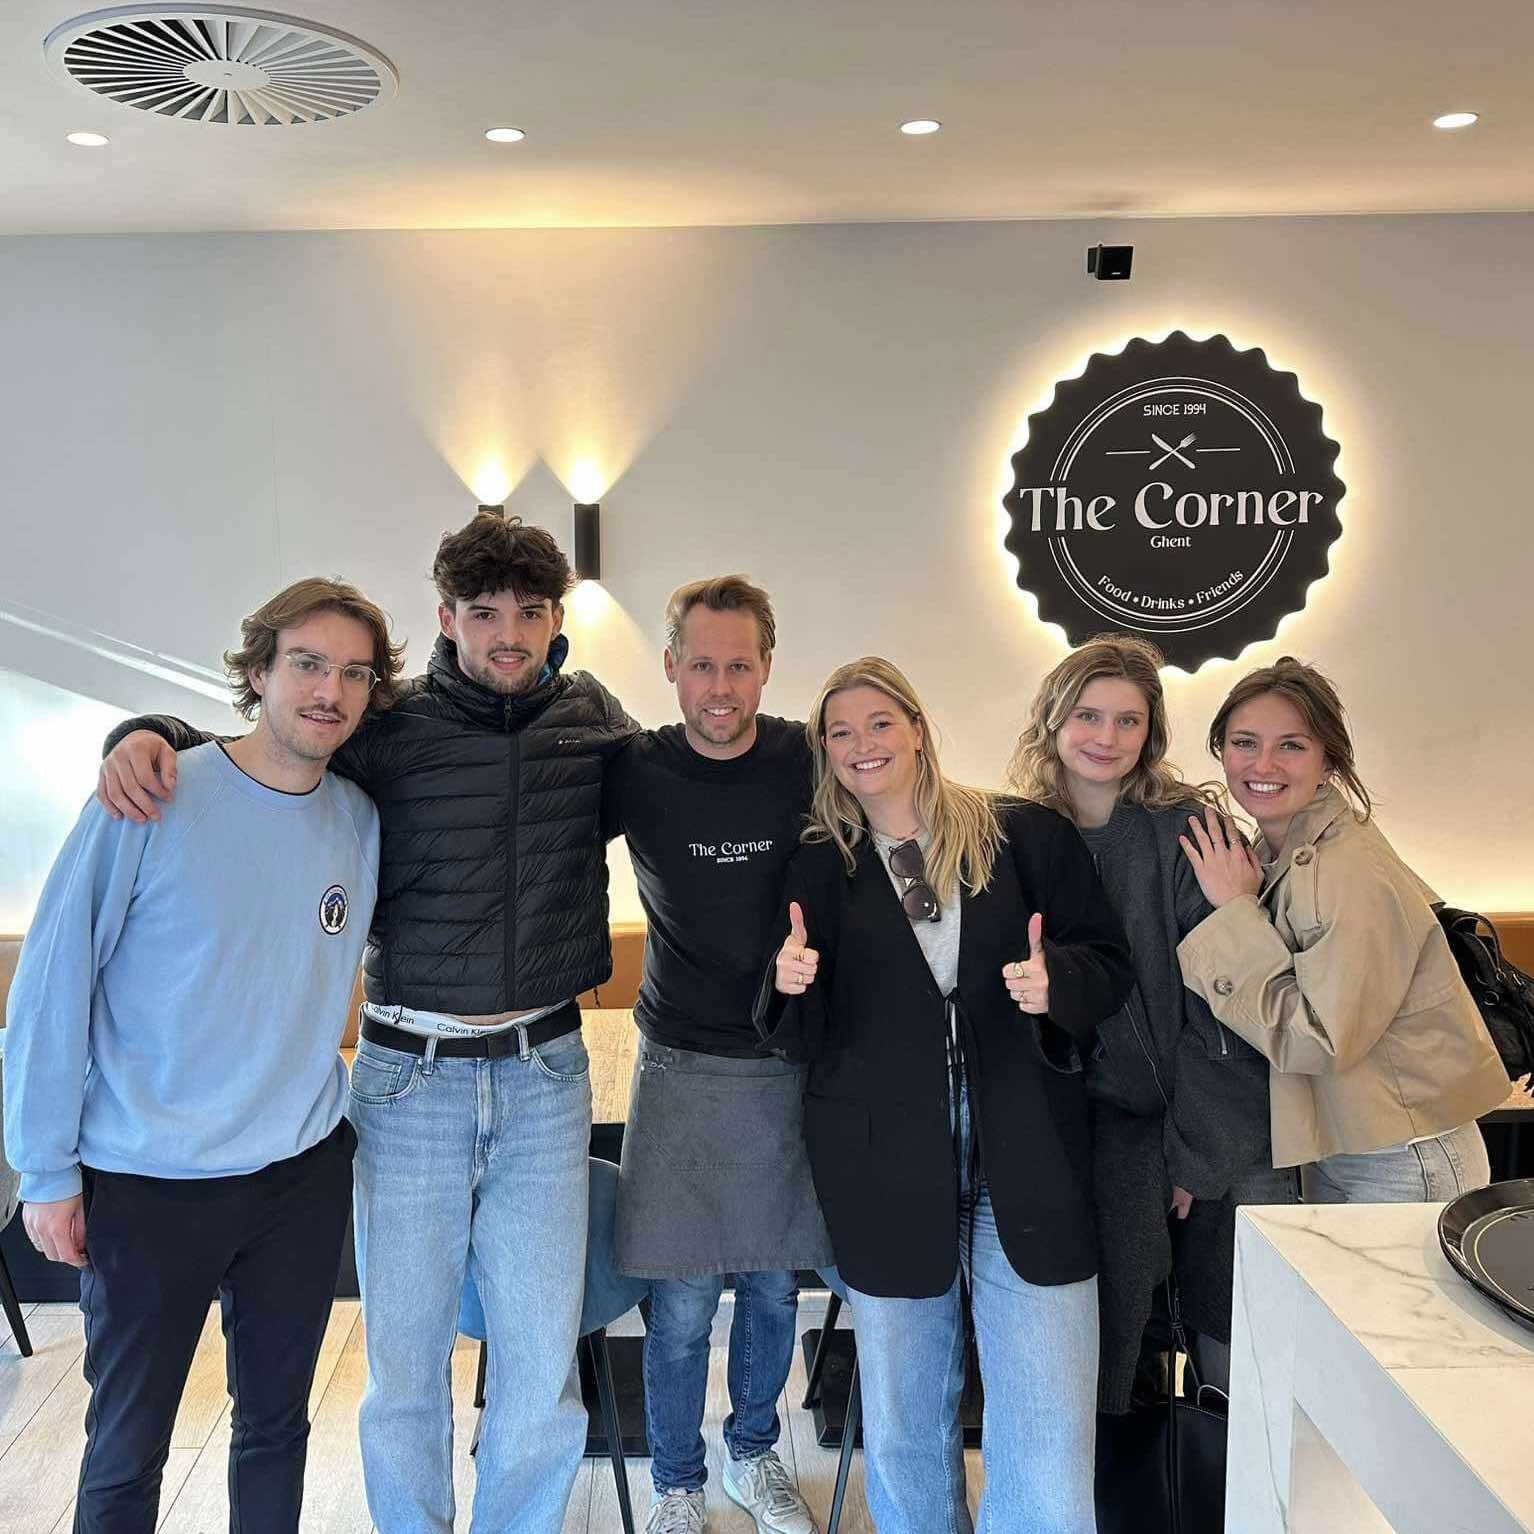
[721,1449,819,1534]
[645,1487,707,1534]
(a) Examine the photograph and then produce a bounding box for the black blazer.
[755,801,1131,1298]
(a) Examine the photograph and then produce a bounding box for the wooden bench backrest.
[0,926,648,1046]
[6,917,1532,1044]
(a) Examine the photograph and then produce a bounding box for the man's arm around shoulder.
[99,713,219,824]
[571,672,642,758]
[98,708,381,822]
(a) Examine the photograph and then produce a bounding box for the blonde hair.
[1208,656,1372,819]
[805,657,1005,899]
[664,574,776,658]
[1006,634,1218,821]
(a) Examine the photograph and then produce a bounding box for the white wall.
[2,214,1532,923]
[0,668,127,932]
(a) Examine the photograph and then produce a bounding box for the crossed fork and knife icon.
[1105,433,1240,470]
[1149,432,1196,469]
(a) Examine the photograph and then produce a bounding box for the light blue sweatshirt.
[3,742,379,1203]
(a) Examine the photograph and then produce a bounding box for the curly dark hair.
[432,512,575,607]
[224,576,406,721]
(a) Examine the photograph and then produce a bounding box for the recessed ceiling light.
[485,126,526,144]
[1433,111,1479,130]
[66,131,109,147]
[900,119,942,136]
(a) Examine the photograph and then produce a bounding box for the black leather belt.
[359,1001,580,1059]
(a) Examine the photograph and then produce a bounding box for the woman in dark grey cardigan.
[1008,635,1295,1410]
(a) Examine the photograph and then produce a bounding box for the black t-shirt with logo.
[603,715,812,1056]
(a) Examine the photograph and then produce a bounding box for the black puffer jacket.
[109,632,638,1014]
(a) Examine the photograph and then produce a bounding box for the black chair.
[0,1055,35,1358]
[0,1242,31,1358]
[828,1360,862,1534]
[460,1158,649,1534]
[801,1281,862,1534]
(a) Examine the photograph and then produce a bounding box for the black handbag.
[1095,1281,1229,1534]
[1436,905,1534,1093]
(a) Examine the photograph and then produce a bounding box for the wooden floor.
[0,1294,986,1533]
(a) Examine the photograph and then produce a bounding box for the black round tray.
[1438,1177,1534,1335]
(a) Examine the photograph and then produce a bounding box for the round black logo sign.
[1002,331,1344,669]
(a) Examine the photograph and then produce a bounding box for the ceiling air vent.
[44,6,398,125]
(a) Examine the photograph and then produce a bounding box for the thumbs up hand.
[1002,912,1050,1015]
[775,901,821,996]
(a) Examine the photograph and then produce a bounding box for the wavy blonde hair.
[805,657,1005,899]
[1006,634,1219,821]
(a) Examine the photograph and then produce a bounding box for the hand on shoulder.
[97,729,179,825]
[1179,805,1263,909]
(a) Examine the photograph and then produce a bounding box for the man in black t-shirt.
[604,577,829,1534]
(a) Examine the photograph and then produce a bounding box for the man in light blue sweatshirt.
[3,576,398,1534]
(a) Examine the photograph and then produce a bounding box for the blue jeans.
[846,1088,1099,1534]
[349,1028,592,1534]
[1307,1119,1491,1204]
[644,1268,799,1492]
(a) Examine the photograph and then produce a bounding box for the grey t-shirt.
[870,828,961,995]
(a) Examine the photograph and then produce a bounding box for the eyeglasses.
[280,651,381,692]
[888,838,940,923]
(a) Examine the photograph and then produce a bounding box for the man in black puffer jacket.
[98,513,638,1533]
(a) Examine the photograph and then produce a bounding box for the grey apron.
[615,1036,834,1279]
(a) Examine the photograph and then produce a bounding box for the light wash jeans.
[644,1268,799,1492]
[349,1027,592,1534]
[845,1088,1099,1534]
[1307,1119,1491,1204]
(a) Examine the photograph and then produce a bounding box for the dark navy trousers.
[74,1118,355,1534]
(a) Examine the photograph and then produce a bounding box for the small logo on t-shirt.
[319,885,349,935]
[689,839,775,865]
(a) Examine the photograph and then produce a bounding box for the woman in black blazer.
[756,657,1130,1534]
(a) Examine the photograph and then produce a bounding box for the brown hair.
[805,656,1006,899]
[432,511,575,607]
[224,576,406,721]
[1007,633,1219,820]
[664,574,777,658]
[1207,656,1372,818]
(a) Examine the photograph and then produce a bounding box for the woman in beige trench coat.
[1176,658,1508,1202]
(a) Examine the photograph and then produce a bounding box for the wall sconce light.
[574,502,601,581]
[478,503,505,517]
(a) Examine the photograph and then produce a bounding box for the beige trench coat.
[1178,787,1508,1166]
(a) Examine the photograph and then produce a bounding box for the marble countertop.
[1236,1202,1534,1530]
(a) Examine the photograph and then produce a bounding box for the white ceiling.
[4,0,1532,233]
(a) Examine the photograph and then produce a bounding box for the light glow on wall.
[567,577,613,624]
[563,577,650,675]
[565,457,608,505]
[470,456,515,507]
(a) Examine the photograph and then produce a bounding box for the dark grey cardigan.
[1079,802,1274,1413]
